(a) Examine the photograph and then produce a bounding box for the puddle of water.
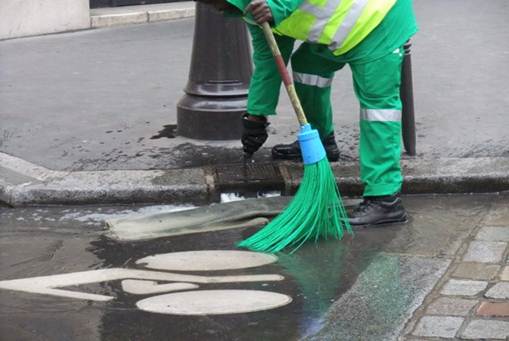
[150,124,177,139]
[59,205,196,225]
[220,191,281,203]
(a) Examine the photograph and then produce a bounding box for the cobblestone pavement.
[403,199,509,340]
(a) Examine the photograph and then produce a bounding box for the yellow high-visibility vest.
[274,0,396,55]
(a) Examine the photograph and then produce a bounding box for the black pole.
[400,40,416,156]
[177,3,252,140]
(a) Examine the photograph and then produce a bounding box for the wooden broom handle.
[261,22,308,126]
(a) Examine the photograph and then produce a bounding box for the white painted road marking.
[0,250,293,315]
[122,280,199,295]
[0,268,283,301]
[136,250,278,271]
[136,290,293,315]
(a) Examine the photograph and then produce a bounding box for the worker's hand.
[241,114,269,156]
[245,0,273,25]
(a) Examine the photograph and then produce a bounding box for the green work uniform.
[227,0,417,197]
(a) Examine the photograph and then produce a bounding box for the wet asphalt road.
[0,193,507,340]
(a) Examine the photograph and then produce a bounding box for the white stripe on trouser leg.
[293,72,333,88]
[360,108,401,121]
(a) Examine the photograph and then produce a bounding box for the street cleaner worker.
[199,0,418,226]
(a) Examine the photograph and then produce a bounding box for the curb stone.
[1,152,509,206]
[90,3,195,28]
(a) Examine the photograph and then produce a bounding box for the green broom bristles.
[237,157,352,253]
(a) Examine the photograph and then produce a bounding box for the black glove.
[241,114,269,156]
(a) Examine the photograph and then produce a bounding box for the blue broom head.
[298,124,326,165]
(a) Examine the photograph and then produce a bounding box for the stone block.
[477,226,509,241]
[460,319,509,339]
[452,262,500,280]
[476,301,509,317]
[462,240,506,263]
[91,12,148,28]
[501,266,509,280]
[412,316,463,338]
[148,8,195,22]
[485,282,509,299]
[483,203,509,226]
[440,279,488,296]
[426,297,477,316]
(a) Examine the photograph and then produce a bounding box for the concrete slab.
[485,282,509,299]
[452,262,500,281]
[440,279,488,296]
[380,195,489,257]
[476,226,509,242]
[412,316,463,338]
[483,201,509,227]
[460,319,509,339]
[462,241,507,263]
[425,297,477,316]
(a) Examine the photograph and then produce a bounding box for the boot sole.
[352,214,409,228]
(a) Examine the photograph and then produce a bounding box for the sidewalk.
[402,201,509,340]
[1,0,509,206]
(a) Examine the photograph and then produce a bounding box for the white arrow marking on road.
[122,280,199,295]
[0,268,283,301]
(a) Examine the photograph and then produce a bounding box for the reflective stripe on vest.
[329,0,369,50]
[274,0,395,55]
[360,108,401,122]
[293,72,333,88]
[299,0,342,42]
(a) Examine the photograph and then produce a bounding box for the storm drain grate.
[212,163,284,193]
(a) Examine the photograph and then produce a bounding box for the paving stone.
[426,297,477,315]
[501,266,509,280]
[476,301,509,317]
[441,279,488,296]
[462,240,507,263]
[452,262,500,280]
[484,204,509,227]
[412,316,463,338]
[477,226,509,241]
[485,282,509,299]
[460,319,509,339]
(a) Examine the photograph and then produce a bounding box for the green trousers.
[247,33,404,196]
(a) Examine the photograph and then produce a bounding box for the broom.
[237,22,352,253]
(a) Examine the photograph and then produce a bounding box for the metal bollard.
[177,2,252,140]
[400,40,416,156]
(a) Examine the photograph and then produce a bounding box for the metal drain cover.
[213,162,283,192]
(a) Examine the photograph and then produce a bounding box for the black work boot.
[271,133,340,162]
[349,195,407,226]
